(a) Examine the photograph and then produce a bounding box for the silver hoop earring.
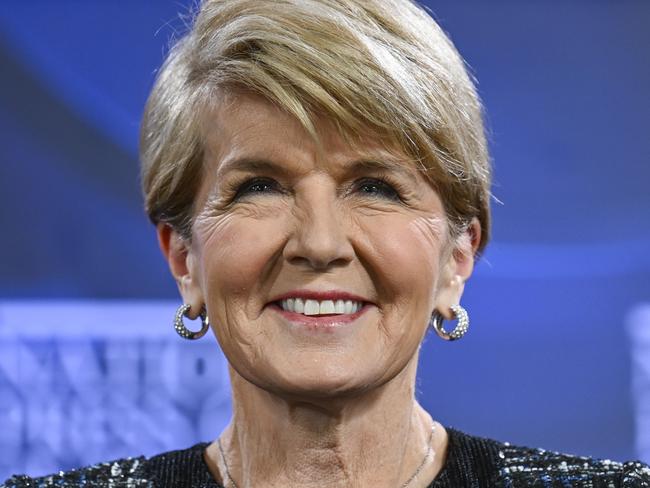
[431,304,469,341]
[174,303,210,340]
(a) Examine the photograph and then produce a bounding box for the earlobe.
[434,274,466,320]
[156,223,205,318]
[434,218,481,319]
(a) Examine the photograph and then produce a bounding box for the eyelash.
[354,176,403,202]
[230,177,281,200]
[229,176,406,202]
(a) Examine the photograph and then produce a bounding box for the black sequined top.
[3,428,649,487]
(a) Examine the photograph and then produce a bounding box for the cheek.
[194,206,287,307]
[407,215,447,274]
[359,214,446,308]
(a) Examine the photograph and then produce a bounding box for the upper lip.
[269,289,372,304]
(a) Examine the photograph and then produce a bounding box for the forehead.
[201,91,420,178]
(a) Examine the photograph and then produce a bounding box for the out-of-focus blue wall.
[0,0,648,478]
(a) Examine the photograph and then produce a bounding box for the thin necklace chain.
[217,436,240,488]
[217,423,436,488]
[399,423,436,488]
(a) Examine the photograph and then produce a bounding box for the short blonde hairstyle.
[141,0,492,254]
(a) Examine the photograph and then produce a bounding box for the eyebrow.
[348,158,420,185]
[216,156,420,184]
[216,158,293,180]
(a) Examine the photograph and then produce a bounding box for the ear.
[157,223,204,319]
[435,218,481,320]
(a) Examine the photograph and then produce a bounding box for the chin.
[270,378,377,402]
[243,358,385,402]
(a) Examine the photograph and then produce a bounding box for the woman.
[4,0,649,486]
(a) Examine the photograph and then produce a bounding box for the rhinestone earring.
[174,303,210,340]
[431,304,469,341]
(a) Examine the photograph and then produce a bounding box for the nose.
[283,179,354,270]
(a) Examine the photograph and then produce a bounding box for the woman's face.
[166,93,475,398]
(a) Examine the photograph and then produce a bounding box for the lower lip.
[267,302,370,330]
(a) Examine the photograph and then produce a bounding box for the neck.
[205,356,448,488]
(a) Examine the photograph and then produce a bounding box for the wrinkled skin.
[158,92,480,488]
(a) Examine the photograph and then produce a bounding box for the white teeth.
[304,299,320,316]
[320,300,335,314]
[279,298,364,315]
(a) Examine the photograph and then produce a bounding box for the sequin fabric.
[497,443,650,487]
[3,428,649,487]
[1,457,150,488]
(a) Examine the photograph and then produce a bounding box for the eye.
[232,177,282,200]
[354,177,402,202]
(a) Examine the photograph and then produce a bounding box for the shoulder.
[1,457,150,488]
[446,428,650,487]
[0,442,217,488]
[498,441,650,487]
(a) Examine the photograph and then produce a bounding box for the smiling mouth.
[267,299,371,327]
[275,298,365,316]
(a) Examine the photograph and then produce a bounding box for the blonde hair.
[140,0,492,254]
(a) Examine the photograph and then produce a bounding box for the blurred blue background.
[0,0,649,480]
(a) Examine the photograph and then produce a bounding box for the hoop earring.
[174,303,210,340]
[431,304,469,341]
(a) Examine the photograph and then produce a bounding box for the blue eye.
[356,178,401,201]
[233,177,280,199]
[229,176,404,203]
